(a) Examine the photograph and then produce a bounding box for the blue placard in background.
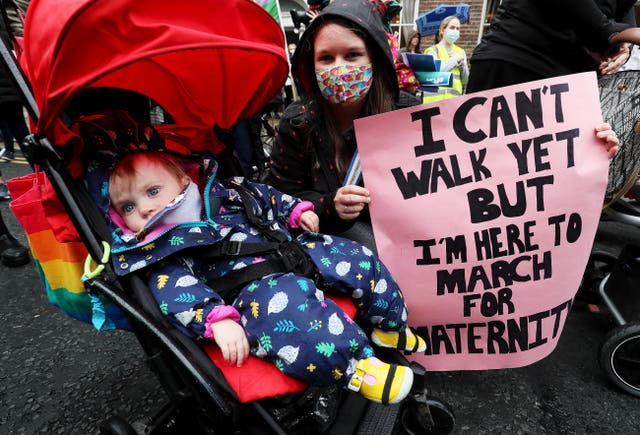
[415,4,470,36]
[414,71,453,88]
[401,53,453,90]
[401,52,440,72]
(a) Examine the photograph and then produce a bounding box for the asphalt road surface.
[1,159,638,434]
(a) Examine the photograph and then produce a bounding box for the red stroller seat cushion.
[203,294,357,402]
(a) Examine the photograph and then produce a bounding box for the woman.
[422,15,468,103]
[268,0,421,251]
[400,30,421,54]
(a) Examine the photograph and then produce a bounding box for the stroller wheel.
[98,416,138,435]
[577,251,617,304]
[599,321,640,398]
[398,396,455,435]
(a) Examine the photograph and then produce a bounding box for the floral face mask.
[315,63,373,105]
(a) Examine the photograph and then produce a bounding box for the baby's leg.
[299,234,408,332]
[233,272,374,386]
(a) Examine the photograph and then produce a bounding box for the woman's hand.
[595,123,619,159]
[334,185,371,220]
[450,52,465,64]
[599,44,631,75]
[210,318,249,367]
[299,210,320,232]
[306,9,320,22]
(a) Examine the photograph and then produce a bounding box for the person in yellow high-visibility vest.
[422,16,469,104]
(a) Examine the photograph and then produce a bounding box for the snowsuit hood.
[291,0,399,101]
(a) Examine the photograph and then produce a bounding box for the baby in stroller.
[82,110,426,406]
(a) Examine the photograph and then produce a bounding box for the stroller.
[577,70,640,399]
[4,0,455,432]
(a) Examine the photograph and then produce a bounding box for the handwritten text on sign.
[354,73,608,370]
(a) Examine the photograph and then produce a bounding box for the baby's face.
[109,163,189,232]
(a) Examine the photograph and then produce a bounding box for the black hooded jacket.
[470,0,636,79]
[268,0,420,234]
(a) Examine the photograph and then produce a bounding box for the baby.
[107,150,426,405]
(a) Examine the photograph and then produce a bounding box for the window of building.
[390,0,421,49]
[478,0,501,42]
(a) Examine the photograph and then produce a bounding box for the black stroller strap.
[194,240,281,258]
[208,257,294,301]
[204,183,315,303]
[234,183,287,243]
[208,240,316,303]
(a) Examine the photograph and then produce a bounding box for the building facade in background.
[278,0,495,55]
[279,1,639,59]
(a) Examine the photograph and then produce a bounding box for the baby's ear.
[182,175,191,188]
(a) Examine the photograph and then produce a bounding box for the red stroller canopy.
[22,0,289,153]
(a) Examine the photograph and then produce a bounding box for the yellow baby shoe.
[347,357,413,404]
[371,327,427,353]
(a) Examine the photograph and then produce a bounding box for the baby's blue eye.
[123,204,135,214]
[148,187,160,197]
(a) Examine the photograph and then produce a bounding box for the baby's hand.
[299,210,319,233]
[210,318,249,367]
[595,123,619,159]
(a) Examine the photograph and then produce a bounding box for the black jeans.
[0,101,29,155]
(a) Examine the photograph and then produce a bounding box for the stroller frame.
[576,70,640,399]
[0,1,456,432]
[21,132,456,434]
[580,198,640,399]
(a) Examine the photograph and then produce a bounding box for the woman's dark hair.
[404,30,421,53]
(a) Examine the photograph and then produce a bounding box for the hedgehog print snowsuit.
[104,160,410,387]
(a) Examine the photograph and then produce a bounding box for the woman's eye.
[123,204,135,214]
[148,187,160,197]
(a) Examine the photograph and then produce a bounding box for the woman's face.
[441,18,460,37]
[410,35,419,47]
[314,22,371,71]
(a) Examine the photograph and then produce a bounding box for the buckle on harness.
[277,241,314,277]
[223,240,242,256]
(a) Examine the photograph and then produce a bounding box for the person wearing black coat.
[0,170,29,266]
[466,0,640,92]
[268,0,420,252]
[0,66,29,161]
[0,0,30,267]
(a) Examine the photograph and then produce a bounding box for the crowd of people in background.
[265,0,636,253]
[1,0,639,267]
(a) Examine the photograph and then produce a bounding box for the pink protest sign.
[354,72,609,370]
